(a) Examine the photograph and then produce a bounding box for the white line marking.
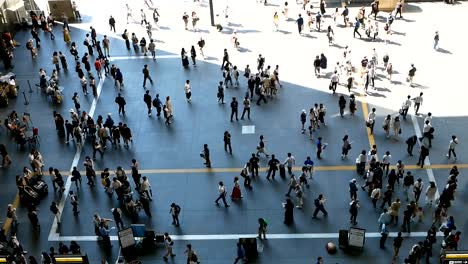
[49,231,444,242]
[411,114,440,198]
[48,74,106,241]
[110,55,180,61]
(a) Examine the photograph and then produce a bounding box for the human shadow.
[392,30,406,36]
[386,39,401,46]
[302,34,317,39]
[403,4,423,13]
[227,22,243,27]
[374,87,391,93]
[238,47,252,53]
[437,48,452,54]
[331,43,345,49]
[278,30,291,34]
[159,26,170,30]
[236,29,261,34]
[366,91,386,98]
[400,17,416,23]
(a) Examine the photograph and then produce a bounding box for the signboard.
[348,227,365,248]
[118,228,135,249]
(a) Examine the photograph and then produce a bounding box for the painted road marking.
[411,114,440,198]
[360,96,376,149]
[110,55,179,61]
[50,163,461,176]
[48,74,107,241]
[49,231,443,242]
[242,125,255,134]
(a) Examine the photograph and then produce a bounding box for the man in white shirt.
[413,178,423,202]
[141,176,152,201]
[330,71,339,94]
[184,80,192,102]
[382,151,392,176]
[215,181,229,207]
[401,95,412,120]
[367,108,376,134]
[284,152,296,175]
[412,92,423,115]
[421,120,434,147]
[424,112,432,125]
[447,135,458,161]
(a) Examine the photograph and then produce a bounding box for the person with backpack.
[163,233,176,261]
[152,94,162,117]
[170,203,181,227]
[115,93,126,115]
[407,64,417,86]
[185,244,199,264]
[50,201,61,226]
[312,194,328,218]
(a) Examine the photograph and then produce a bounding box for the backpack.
[175,205,181,214]
[314,198,320,207]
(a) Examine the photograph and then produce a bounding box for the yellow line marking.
[2,194,19,234]
[360,97,376,149]
[53,163,464,176]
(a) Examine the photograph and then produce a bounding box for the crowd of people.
[0,0,462,263]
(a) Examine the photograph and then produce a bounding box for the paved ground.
[1,0,468,263]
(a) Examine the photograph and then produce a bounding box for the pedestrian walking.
[141,176,153,201]
[354,18,362,38]
[296,14,304,35]
[152,94,162,117]
[102,35,110,57]
[109,16,116,32]
[447,135,458,161]
[312,194,328,218]
[163,233,176,262]
[148,39,156,60]
[349,199,359,225]
[412,92,423,115]
[257,218,267,239]
[341,135,351,159]
[201,144,211,167]
[407,64,417,87]
[170,203,181,226]
[143,90,152,116]
[215,181,230,207]
[230,97,239,122]
[184,80,192,102]
[316,137,325,159]
[406,135,417,156]
[224,131,232,155]
[413,178,423,202]
[283,153,296,175]
[367,108,376,134]
[69,191,79,215]
[285,175,297,197]
[50,201,61,226]
[434,31,439,50]
[233,242,246,263]
[111,208,124,230]
[190,46,197,66]
[142,64,153,87]
[416,145,430,168]
[115,93,126,115]
[380,224,389,249]
[392,232,404,260]
[338,96,346,117]
[256,135,269,158]
[266,154,280,180]
[425,181,438,207]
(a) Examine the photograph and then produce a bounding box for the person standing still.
[215,181,230,207]
[142,64,153,88]
[224,131,232,155]
[143,90,152,117]
[241,96,251,120]
[170,203,181,226]
[447,135,458,161]
[230,97,239,122]
[115,93,126,115]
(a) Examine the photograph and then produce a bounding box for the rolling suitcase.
[32,180,48,196]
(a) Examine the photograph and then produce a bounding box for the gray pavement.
[0,0,468,263]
